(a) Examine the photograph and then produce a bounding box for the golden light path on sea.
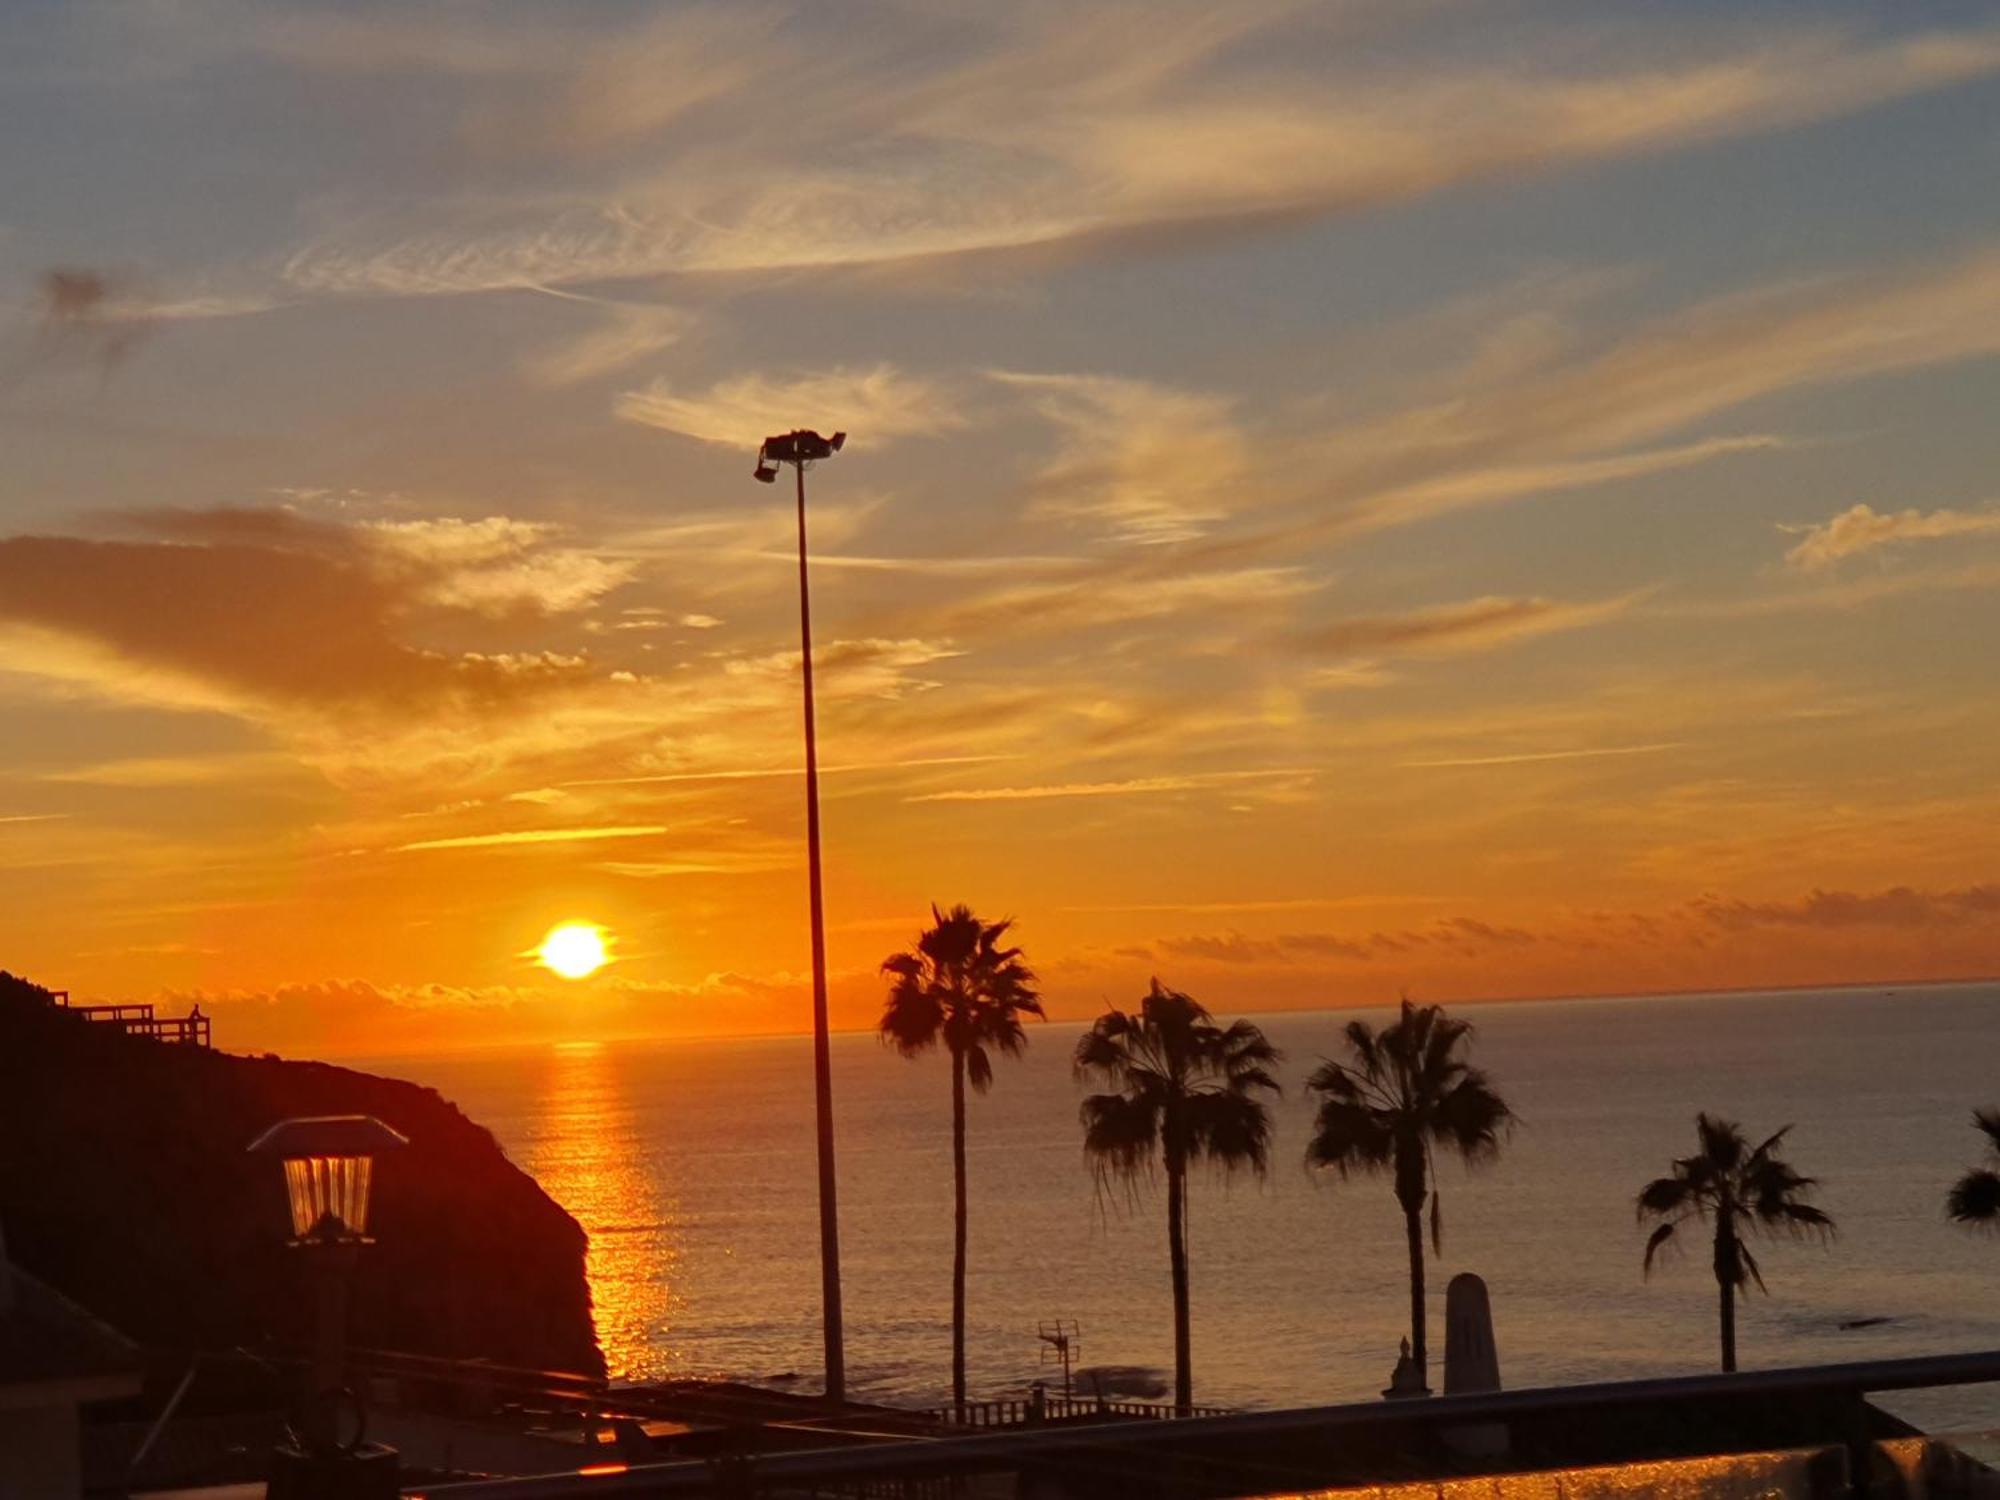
[527,1040,681,1380]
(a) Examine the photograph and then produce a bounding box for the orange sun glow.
[536,922,611,980]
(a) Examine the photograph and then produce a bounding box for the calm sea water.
[364,983,2000,1431]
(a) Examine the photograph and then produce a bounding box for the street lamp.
[249,1114,407,1497]
[753,427,848,1405]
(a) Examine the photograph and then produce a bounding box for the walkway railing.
[407,1347,2000,1499]
[56,994,211,1046]
[922,1393,1227,1427]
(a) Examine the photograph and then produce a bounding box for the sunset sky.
[2,1,1996,1054]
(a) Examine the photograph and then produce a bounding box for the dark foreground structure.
[0,971,601,1377]
[389,1350,2000,1499]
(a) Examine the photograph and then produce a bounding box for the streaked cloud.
[995,371,1247,544]
[273,15,2000,295]
[564,753,1014,790]
[1292,593,1636,659]
[1347,435,1786,536]
[885,564,1317,644]
[519,300,689,388]
[1235,250,2000,558]
[1063,896,1436,916]
[1404,742,1684,770]
[1782,502,2000,571]
[1157,916,1541,966]
[722,638,962,701]
[42,752,305,788]
[618,366,962,448]
[1694,884,2000,931]
[393,824,670,853]
[910,768,1315,803]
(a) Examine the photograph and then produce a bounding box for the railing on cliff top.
[56,992,211,1047]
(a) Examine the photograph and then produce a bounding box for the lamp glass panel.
[282,1154,374,1238]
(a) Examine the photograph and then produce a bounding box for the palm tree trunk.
[1714,1211,1737,1374]
[951,1047,968,1414]
[1719,1277,1736,1374]
[1403,1202,1428,1389]
[1167,1152,1192,1415]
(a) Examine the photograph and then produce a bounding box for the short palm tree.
[1075,981,1280,1414]
[1303,998,1513,1390]
[1637,1113,1835,1372]
[1946,1109,2000,1227]
[879,904,1042,1413]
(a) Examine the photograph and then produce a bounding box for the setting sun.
[536,922,610,981]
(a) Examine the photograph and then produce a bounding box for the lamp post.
[753,427,848,1405]
[248,1114,407,1498]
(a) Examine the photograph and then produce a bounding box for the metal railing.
[407,1348,2000,1499]
[55,994,211,1046]
[922,1393,1227,1427]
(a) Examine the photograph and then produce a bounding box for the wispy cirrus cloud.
[250,4,777,154]
[519,299,689,388]
[1403,742,1685,770]
[871,564,1317,645]
[618,365,962,448]
[1291,593,1637,659]
[564,752,1013,790]
[271,14,2000,296]
[909,767,1315,803]
[392,824,670,853]
[1157,247,2000,565]
[1781,502,2000,571]
[994,371,1247,544]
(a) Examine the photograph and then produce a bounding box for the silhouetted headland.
[0,971,602,1377]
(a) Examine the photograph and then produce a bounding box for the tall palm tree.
[1075,981,1280,1415]
[1946,1109,2000,1227]
[1303,998,1513,1390]
[1637,1113,1835,1372]
[879,904,1042,1413]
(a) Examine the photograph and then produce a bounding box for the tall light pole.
[754,427,848,1404]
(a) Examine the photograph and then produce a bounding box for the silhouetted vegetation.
[1075,981,1280,1414]
[0,971,601,1376]
[879,905,1043,1413]
[1946,1110,2000,1227]
[1638,1114,1834,1373]
[1303,998,1513,1390]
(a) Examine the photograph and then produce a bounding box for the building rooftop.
[0,1240,144,1404]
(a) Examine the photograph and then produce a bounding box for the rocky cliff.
[0,972,603,1376]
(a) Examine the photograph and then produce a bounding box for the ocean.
[364,982,2000,1432]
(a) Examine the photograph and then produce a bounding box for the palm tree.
[1075,981,1280,1414]
[1946,1109,2000,1227]
[1637,1113,1835,1372]
[1303,998,1513,1390]
[879,904,1042,1413]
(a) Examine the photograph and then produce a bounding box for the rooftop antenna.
[1038,1319,1080,1400]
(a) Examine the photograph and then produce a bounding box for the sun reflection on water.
[1268,1446,1825,1499]
[526,1040,683,1380]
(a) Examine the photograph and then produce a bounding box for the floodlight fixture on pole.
[752,427,849,1405]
